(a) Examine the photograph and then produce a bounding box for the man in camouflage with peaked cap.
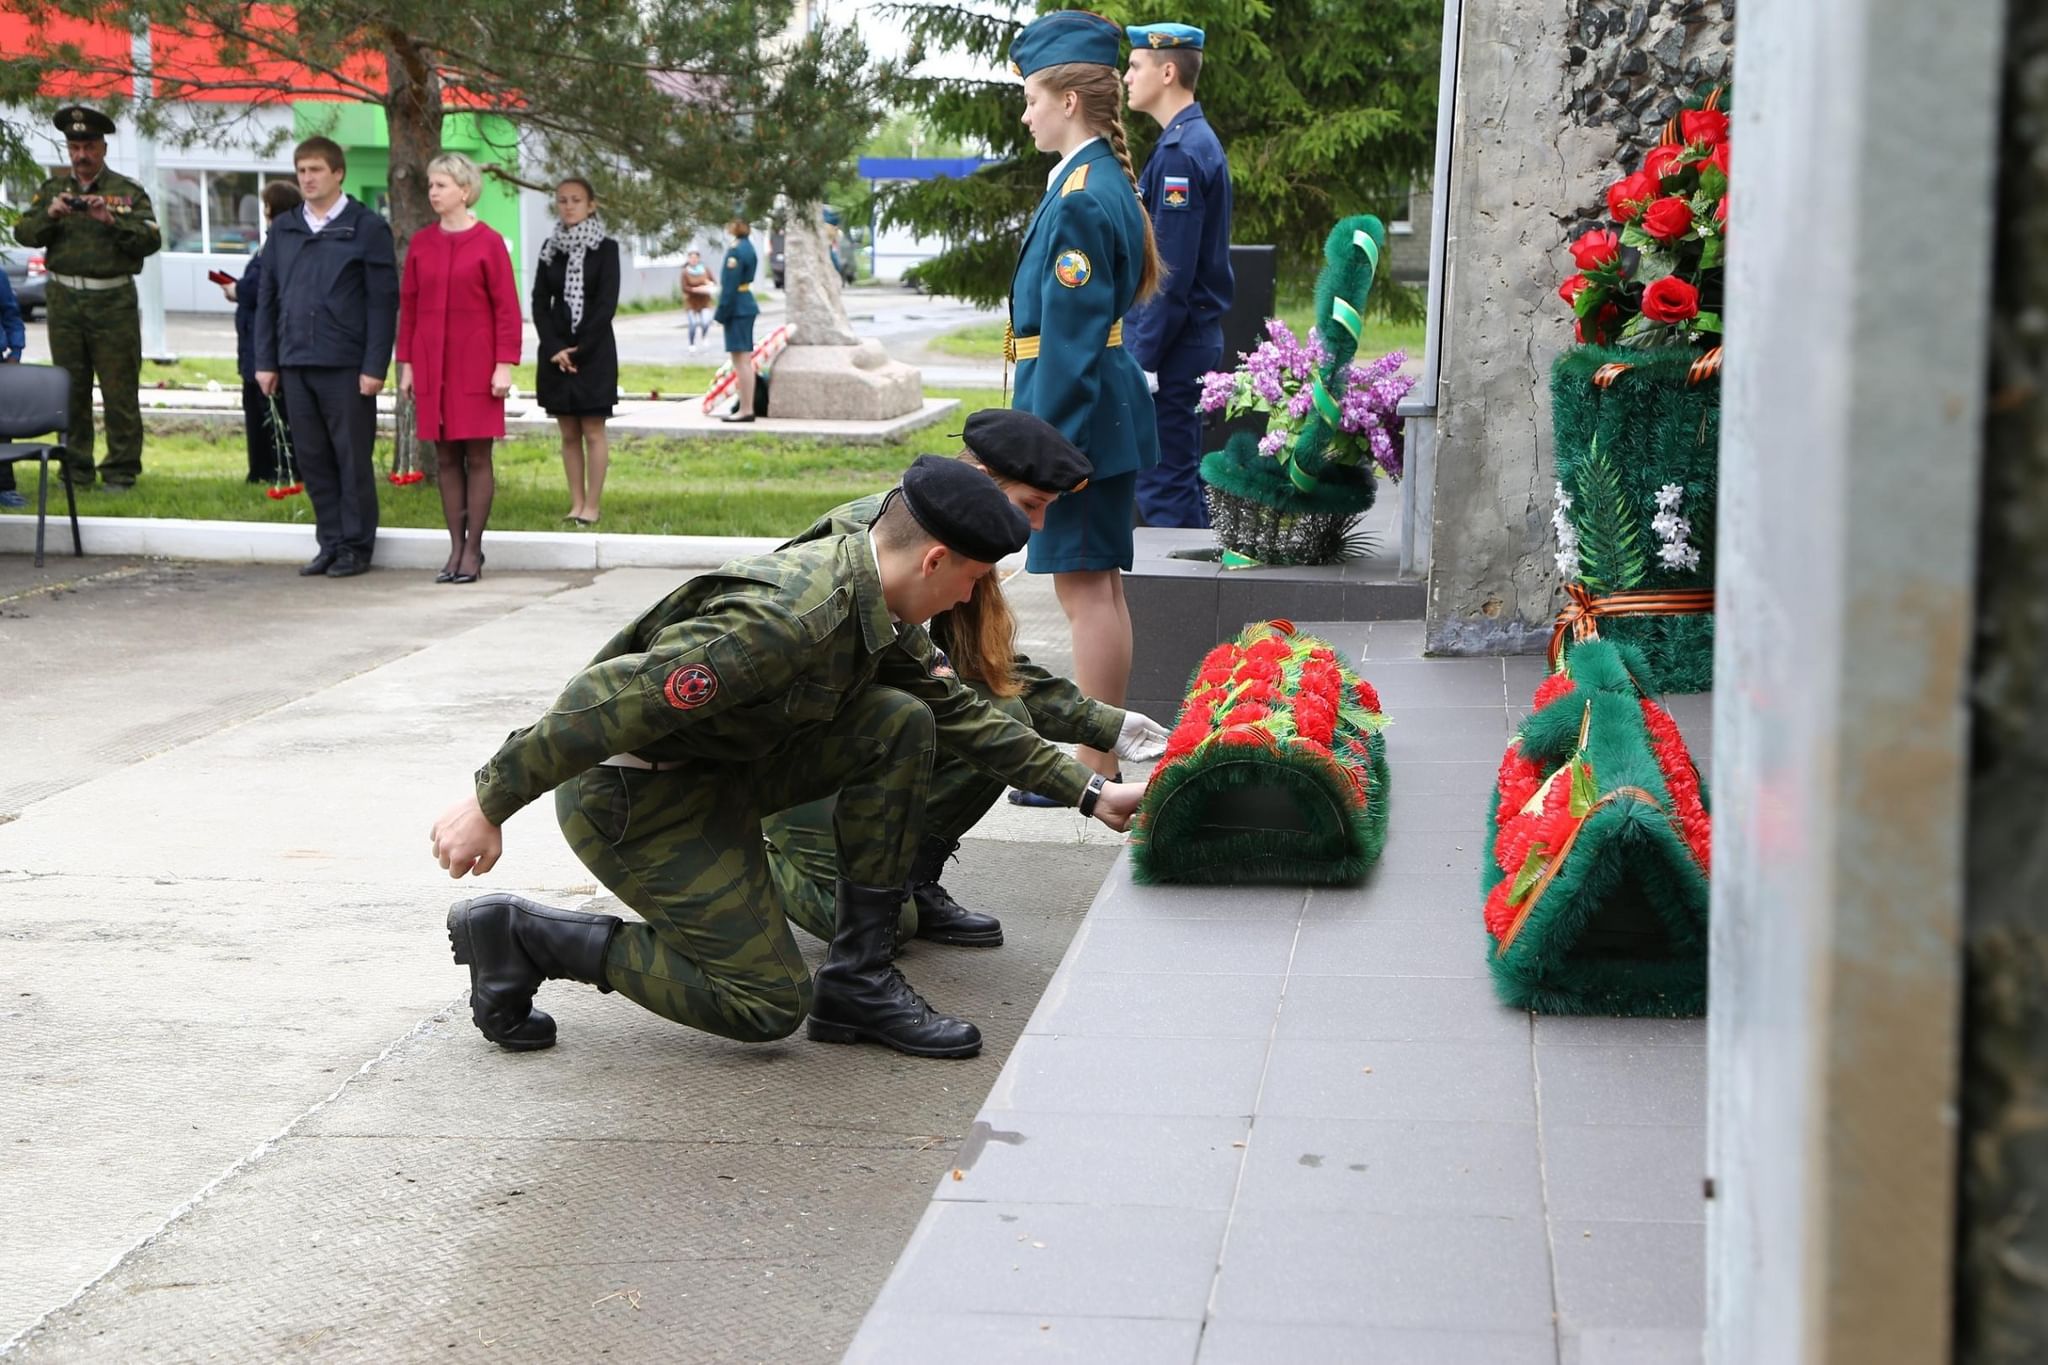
[13,106,161,490]
[431,456,1146,1060]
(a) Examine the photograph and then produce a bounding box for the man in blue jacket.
[254,136,398,578]
[0,269,25,506]
[1124,22,1235,529]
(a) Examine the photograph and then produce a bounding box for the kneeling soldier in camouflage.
[430,456,1144,1059]
[766,409,1169,950]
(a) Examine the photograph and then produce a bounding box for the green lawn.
[927,321,1011,358]
[929,302,1427,365]
[10,386,1006,538]
[142,357,722,399]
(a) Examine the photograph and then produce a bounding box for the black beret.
[54,106,116,139]
[898,455,1031,563]
[961,409,1092,493]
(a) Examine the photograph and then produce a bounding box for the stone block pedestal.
[768,341,923,421]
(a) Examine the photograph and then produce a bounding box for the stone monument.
[767,202,923,420]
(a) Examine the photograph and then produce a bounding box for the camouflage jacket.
[473,532,1097,824]
[13,168,162,278]
[785,494,1124,752]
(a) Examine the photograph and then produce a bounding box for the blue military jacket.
[1126,102,1235,372]
[714,237,759,324]
[1008,140,1158,482]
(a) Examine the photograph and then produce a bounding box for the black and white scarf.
[540,215,607,329]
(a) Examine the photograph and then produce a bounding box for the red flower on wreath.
[1575,302,1622,345]
[1532,671,1575,710]
[1680,107,1730,148]
[1558,273,1590,307]
[1569,229,1620,271]
[1641,196,1694,244]
[1353,679,1381,713]
[1605,169,1660,223]
[1640,275,1701,324]
[1496,741,1543,816]
[1642,143,1685,183]
[1641,700,1712,872]
[1224,703,1272,727]
[1709,140,1731,179]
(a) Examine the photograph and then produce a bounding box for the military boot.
[808,880,982,1058]
[908,835,1004,947]
[447,894,620,1052]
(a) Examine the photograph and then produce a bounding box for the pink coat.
[397,222,521,442]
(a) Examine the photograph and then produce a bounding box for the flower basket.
[1549,344,1718,691]
[1200,430,1388,566]
[1131,620,1390,885]
[1481,641,1711,1017]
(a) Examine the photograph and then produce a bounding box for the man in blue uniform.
[1123,22,1234,529]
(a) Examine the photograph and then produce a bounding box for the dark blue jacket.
[234,250,262,380]
[1127,102,1234,373]
[253,196,399,376]
[0,270,22,360]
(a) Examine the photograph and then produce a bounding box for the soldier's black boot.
[908,835,1004,947]
[447,894,621,1052]
[808,879,982,1058]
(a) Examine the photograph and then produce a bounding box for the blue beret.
[1125,23,1205,50]
[898,455,1031,563]
[1010,10,1123,77]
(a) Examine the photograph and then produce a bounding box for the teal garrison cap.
[1010,10,1123,77]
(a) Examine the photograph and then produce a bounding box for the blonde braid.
[1104,116,1164,302]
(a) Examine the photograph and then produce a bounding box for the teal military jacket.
[13,167,162,279]
[714,237,759,324]
[786,494,1124,752]
[1008,141,1159,482]
[473,532,1096,825]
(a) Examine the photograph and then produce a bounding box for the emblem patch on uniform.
[663,663,719,710]
[1054,249,1092,288]
[726,256,738,268]
[930,648,957,679]
[1163,176,1190,209]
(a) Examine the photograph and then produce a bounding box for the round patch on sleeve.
[663,663,719,710]
[1053,249,1092,288]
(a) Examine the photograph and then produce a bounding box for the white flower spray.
[1651,483,1702,572]
[1552,482,1582,580]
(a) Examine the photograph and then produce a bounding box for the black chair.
[0,364,81,568]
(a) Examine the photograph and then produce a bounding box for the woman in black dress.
[532,177,620,525]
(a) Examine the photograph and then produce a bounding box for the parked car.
[769,209,859,290]
[1,245,48,320]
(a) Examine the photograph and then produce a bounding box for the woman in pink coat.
[398,151,521,584]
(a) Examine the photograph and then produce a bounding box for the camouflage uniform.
[13,168,161,487]
[763,493,1124,941]
[473,532,1094,1040]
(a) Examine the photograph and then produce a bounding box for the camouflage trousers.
[555,684,935,1041]
[763,682,1029,942]
[45,279,143,486]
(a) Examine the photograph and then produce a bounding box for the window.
[161,169,290,255]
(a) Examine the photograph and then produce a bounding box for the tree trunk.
[384,37,444,483]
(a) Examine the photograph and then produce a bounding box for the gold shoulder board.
[1061,163,1090,197]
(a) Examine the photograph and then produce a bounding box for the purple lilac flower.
[1288,388,1315,420]
[1258,428,1289,458]
[1264,317,1297,346]
[1370,426,1402,479]
[1244,342,1287,405]
[1197,369,1238,414]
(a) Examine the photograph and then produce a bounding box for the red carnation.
[1641,196,1694,244]
[1219,727,1267,747]
[1199,643,1243,672]
[1246,637,1292,665]
[1680,108,1730,148]
[1309,647,1335,663]
[1605,170,1659,223]
[1496,742,1544,818]
[1353,679,1381,712]
[1483,878,1519,940]
[1532,671,1575,710]
[1569,228,1620,272]
[1224,703,1271,727]
[1558,273,1591,307]
[1641,275,1702,324]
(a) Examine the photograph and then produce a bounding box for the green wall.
[291,104,522,252]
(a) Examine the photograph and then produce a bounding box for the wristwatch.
[1078,772,1108,817]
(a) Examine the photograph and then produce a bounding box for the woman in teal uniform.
[1008,9,1163,782]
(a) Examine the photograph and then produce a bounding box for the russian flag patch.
[1162,175,1190,208]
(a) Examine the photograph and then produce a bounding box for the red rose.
[1641,196,1694,244]
[1558,273,1590,306]
[1605,170,1659,223]
[1569,228,1620,272]
[1680,108,1730,148]
[1709,140,1731,179]
[1715,194,1728,223]
[1576,301,1622,344]
[1642,143,1684,182]
[1640,274,1701,324]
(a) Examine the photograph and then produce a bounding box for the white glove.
[1114,709,1169,762]
[1144,370,1160,394]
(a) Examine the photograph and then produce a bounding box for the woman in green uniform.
[1007,10,1163,784]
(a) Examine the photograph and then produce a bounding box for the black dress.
[532,237,620,417]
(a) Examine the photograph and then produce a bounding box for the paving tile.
[1274,974,1528,1043]
[1380,707,1512,763]
[1294,620,1371,660]
[1385,791,1495,834]
[1200,1322,1556,1365]
[1071,919,1301,976]
[1210,1208,1554,1330]
[984,1035,1269,1117]
[1384,760,1499,797]
[1534,1015,1707,1047]
[1537,1045,1709,1127]
[1346,581,1428,621]
[1086,864,1308,922]
[1354,658,1509,710]
[1291,916,1489,978]
[1304,873,1477,923]
[937,1112,1250,1210]
[1217,575,1348,630]
[871,1201,1227,1320]
[1543,1121,1708,1223]
[1026,970,1284,1040]
[1504,656,1553,701]
[848,1311,1202,1365]
[1374,826,1487,877]
[1368,620,1428,659]
[1259,1038,1536,1123]
[1235,1116,1542,1218]
[1552,1219,1706,1330]
[1562,1326,1705,1365]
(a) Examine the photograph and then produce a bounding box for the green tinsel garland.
[1132,621,1390,885]
[1481,641,1711,1016]
[1550,346,1719,692]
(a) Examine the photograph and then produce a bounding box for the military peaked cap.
[54,106,116,139]
[961,409,1092,493]
[897,455,1032,563]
